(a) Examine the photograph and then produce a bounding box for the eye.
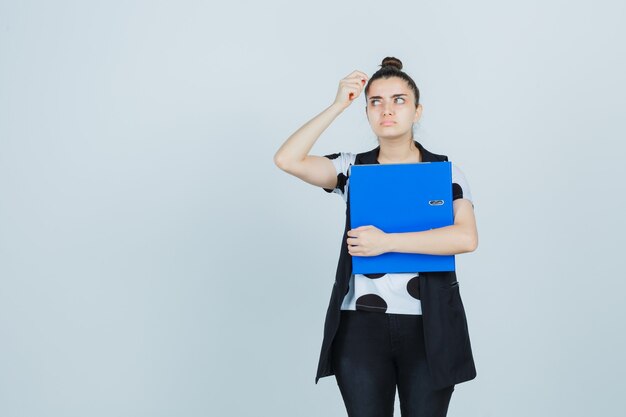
[370,99,381,106]
[395,97,406,104]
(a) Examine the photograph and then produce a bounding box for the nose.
[383,103,394,116]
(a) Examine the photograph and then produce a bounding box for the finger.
[342,78,365,89]
[340,84,360,101]
[341,80,364,96]
[342,74,368,94]
[358,76,368,87]
[348,87,361,101]
[344,70,368,81]
[349,71,369,84]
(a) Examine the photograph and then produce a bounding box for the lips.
[381,121,396,126]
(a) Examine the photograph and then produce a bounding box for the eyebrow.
[368,94,408,101]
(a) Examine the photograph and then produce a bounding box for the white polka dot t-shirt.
[323,151,474,315]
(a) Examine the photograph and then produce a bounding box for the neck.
[377,137,421,163]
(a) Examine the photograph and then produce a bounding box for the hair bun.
[380,57,403,71]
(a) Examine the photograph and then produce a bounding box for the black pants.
[331,310,454,417]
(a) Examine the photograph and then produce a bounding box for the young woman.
[273,57,478,417]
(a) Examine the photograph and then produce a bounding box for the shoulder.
[323,152,357,175]
[450,162,473,204]
[451,162,468,178]
[324,151,357,163]
[322,152,357,199]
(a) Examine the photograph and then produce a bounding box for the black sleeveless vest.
[315,140,477,390]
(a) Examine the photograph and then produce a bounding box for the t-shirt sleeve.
[322,152,356,202]
[451,163,474,208]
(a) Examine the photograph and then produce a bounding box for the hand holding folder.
[349,161,455,274]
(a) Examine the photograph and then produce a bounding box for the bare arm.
[273,103,345,189]
[347,198,479,257]
[273,70,368,189]
[385,199,478,255]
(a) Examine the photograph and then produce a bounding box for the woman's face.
[365,77,422,141]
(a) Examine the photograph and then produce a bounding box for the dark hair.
[365,57,420,107]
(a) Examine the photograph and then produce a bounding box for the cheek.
[400,108,418,121]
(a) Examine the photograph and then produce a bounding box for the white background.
[1,1,625,416]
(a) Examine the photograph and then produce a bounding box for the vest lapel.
[355,140,448,165]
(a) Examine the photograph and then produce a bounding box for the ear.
[413,103,423,123]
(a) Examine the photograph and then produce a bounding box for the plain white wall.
[1,0,625,416]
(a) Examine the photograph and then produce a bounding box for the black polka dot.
[325,153,340,160]
[407,276,421,300]
[452,182,463,200]
[356,294,387,313]
[336,172,348,193]
[363,273,386,279]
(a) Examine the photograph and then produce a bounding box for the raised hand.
[333,70,368,110]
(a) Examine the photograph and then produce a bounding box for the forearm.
[385,225,478,256]
[274,103,344,167]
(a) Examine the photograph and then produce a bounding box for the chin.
[377,133,409,141]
